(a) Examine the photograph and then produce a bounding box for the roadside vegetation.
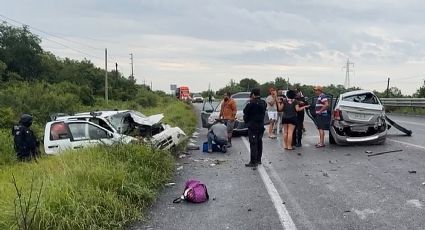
[0,22,196,229]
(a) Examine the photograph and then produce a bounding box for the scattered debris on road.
[365,150,373,154]
[165,183,176,187]
[408,170,417,174]
[187,143,200,150]
[209,163,216,167]
[248,208,252,212]
[367,149,403,157]
[176,166,184,171]
[323,172,329,177]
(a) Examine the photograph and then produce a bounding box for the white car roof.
[55,110,130,121]
[340,90,375,98]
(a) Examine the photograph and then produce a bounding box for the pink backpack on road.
[173,180,209,203]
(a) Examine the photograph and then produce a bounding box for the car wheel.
[329,130,336,145]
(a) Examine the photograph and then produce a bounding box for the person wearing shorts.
[266,87,278,138]
[278,90,309,150]
[313,86,329,148]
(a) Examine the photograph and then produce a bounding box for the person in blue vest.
[12,114,39,161]
[313,86,329,148]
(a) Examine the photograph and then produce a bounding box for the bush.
[0,144,174,229]
[0,129,16,166]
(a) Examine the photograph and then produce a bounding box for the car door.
[201,101,216,128]
[44,121,73,155]
[67,121,114,150]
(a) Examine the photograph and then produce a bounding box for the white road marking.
[242,137,297,230]
[388,138,425,151]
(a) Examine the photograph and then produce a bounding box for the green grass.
[0,144,174,230]
[0,97,197,229]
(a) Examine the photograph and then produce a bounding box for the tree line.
[0,22,164,130]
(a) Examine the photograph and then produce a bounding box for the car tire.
[329,130,336,145]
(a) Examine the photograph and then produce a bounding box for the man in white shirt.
[266,87,278,138]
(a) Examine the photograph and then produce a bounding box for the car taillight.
[333,109,342,120]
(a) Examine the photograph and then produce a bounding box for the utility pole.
[386,77,390,98]
[151,81,153,91]
[342,58,354,89]
[105,48,108,104]
[129,53,134,81]
[287,77,289,90]
[115,62,118,78]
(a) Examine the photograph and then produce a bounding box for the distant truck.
[175,86,191,101]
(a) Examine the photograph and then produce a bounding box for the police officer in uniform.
[12,114,39,161]
[243,88,267,167]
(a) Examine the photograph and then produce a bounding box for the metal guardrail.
[380,98,425,108]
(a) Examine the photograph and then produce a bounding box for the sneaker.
[295,143,302,147]
[226,143,232,148]
[257,161,262,165]
[245,162,257,167]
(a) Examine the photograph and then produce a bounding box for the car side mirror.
[108,132,113,138]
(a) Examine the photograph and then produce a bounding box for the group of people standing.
[207,86,329,167]
[243,86,329,167]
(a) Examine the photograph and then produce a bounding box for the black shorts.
[282,116,297,125]
[316,114,330,129]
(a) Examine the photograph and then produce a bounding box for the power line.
[0,14,103,51]
[1,18,103,60]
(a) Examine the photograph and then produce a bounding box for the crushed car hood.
[130,113,164,126]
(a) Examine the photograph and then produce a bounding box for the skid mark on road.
[242,137,297,230]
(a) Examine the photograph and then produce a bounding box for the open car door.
[306,94,334,130]
[201,101,216,128]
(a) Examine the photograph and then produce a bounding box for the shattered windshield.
[342,93,379,104]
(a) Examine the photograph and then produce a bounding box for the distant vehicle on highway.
[192,94,204,103]
[175,86,191,101]
[329,90,387,145]
[230,92,251,99]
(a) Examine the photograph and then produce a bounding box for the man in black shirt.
[243,88,267,167]
[12,114,39,161]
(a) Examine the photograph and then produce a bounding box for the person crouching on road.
[243,88,267,167]
[219,92,237,147]
[207,119,229,153]
[12,114,39,161]
[266,87,278,139]
[277,90,309,150]
[313,85,329,148]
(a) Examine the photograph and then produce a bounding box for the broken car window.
[342,93,378,104]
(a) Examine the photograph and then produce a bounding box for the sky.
[2,0,425,95]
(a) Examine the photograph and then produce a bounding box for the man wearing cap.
[243,88,267,167]
[219,92,237,147]
[313,86,329,148]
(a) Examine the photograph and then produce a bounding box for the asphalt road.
[132,105,425,230]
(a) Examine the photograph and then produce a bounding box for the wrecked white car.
[44,110,186,154]
[329,90,387,145]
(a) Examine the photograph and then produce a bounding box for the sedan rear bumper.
[330,126,387,145]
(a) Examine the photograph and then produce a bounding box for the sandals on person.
[315,143,325,148]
